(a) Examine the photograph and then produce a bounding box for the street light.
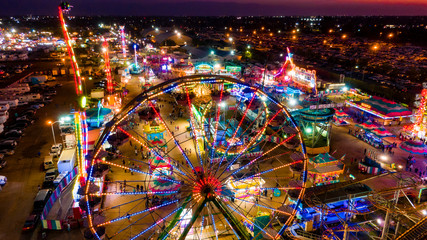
[47,120,63,146]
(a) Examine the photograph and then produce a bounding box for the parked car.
[5,136,21,142]
[22,214,39,231]
[17,119,34,125]
[49,144,62,157]
[0,143,16,150]
[8,122,28,129]
[44,168,58,182]
[0,160,6,169]
[30,104,43,109]
[0,140,17,147]
[16,115,30,121]
[33,189,52,213]
[4,130,23,137]
[0,149,14,155]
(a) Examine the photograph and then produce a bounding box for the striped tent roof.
[355,96,411,117]
[400,140,427,155]
[355,120,378,131]
[369,127,395,138]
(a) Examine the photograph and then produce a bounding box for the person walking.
[270,192,273,201]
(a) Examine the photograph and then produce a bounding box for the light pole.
[47,120,62,146]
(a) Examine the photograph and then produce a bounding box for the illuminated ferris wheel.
[85,75,308,240]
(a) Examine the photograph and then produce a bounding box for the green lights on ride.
[81,96,87,108]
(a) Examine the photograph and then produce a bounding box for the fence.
[41,167,79,229]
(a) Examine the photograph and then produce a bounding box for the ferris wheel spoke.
[207,203,219,240]
[117,125,194,182]
[217,109,284,179]
[158,196,200,240]
[128,128,196,182]
[210,83,224,164]
[208,90,246,172]
[96,198,180,227]
[213,92,257,174]
[108,210,153,239]
[98,159,181,184]
[223,216,241,239]
[238,104,268,140]
[89,190,179,197]
[231,159,303,184]
[129,206,183,240]
[234,197,291,216]
[221,134,296,182]
[184,86,204,170]
[148,101,196,173]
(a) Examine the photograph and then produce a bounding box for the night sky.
[1,0,426,16]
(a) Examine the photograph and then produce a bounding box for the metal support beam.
[158,196,191,240]
[178,198,208,240]
[212,198,252,240]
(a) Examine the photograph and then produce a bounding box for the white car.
[0,175,7,186]
[49,144,63,157]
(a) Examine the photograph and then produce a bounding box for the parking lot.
[0,76,79,240]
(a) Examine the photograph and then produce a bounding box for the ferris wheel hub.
[193,175,222,200]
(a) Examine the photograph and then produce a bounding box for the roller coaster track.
[395,216,427,240]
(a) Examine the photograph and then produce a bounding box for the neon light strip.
[149,101,196,172]
[99,159,181,184]
[346,100,412,120]
[97,199,178,227]
[130,206,182,240]
[89,190,179,196]
[210,212,219,240]
[227,134,296,180]
[200,216,205,238]
[58,6,83,95]
[184,87,203,169]
[160,201,194,240]
[258,187,302,190]
[210,84,224,163]
[102,39,113,94]
[227,204,275,239]
[235,197,291,215]
[234,160,302,183]
[224,217,240,239]
[216,91,257,170]
[117,127,190,179]
[120,26,126,58]
[219,109,283,177]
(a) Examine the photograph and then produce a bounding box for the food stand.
[308,153,344,186]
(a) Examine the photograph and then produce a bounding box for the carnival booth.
[354,121,393,149]
[346,96,412,125]
[358,156,384,175]
[226,176,265,200]
[308,153,344,186]
[148,156,180,195]
[143,121,167,149]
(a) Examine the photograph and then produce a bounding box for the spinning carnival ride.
[86,75,309,239]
